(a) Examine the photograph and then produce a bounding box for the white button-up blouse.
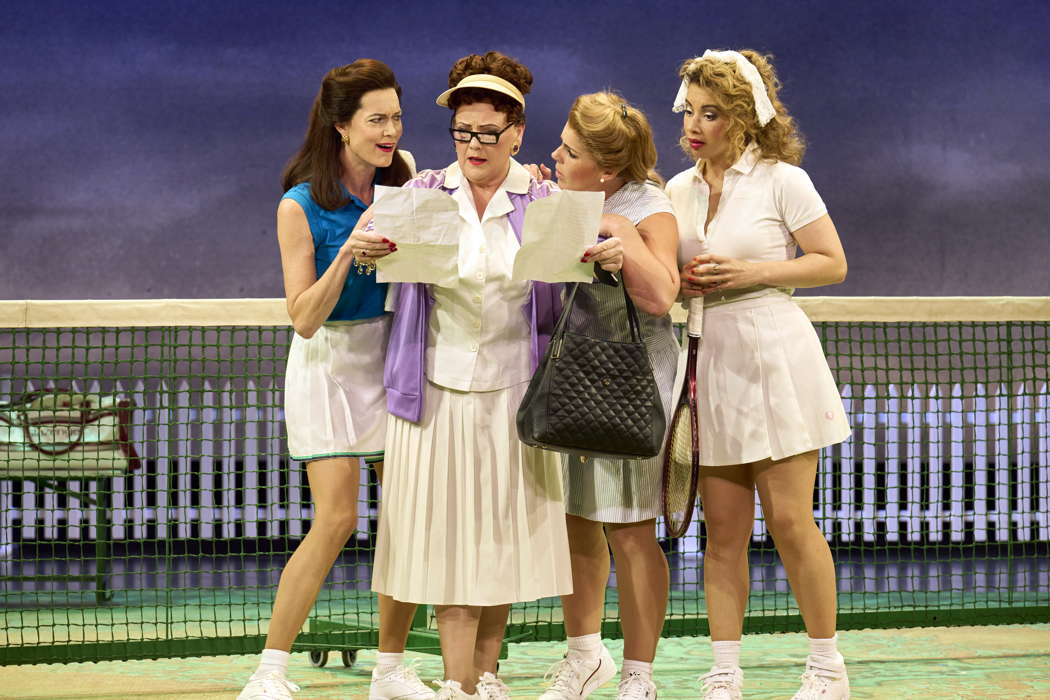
[666,143,828,293]
[425,160,536,392]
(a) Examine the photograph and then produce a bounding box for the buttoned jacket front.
[384,161,563,423]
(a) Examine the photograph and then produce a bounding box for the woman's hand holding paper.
[583,213,630,272]
[345,208,397,262]
[583,236,624,273]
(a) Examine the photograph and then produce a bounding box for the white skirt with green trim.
[284,316,390,461]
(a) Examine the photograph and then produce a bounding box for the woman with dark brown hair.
[237,59,431,700]
[364,51,621,700]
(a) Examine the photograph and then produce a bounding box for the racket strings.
[663,337,700,537]
[669,406,694,466]
[663,407,696,534]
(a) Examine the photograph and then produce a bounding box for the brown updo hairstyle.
[568,92,662,185]
[445,51,532,124]
[282,59,413,210]
[677,49,805,166]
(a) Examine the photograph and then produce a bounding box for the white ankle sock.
[567,632,603,658]
[252,648,290,679]
[621,659,653,679]
[808,634,844,666]
[711,640,741,668]
[375,651,404,675]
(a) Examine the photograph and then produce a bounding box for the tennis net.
[0,297,1047,665]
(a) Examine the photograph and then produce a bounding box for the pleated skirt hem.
[371,380,572,606]
[692,295,851,467]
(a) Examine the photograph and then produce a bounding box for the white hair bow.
[672,50,776,126]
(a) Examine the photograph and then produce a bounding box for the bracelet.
[352,256,376,275]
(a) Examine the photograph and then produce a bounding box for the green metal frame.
[301,605,513,664]
[0,476,114,606]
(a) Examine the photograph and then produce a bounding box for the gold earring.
[341,132,351,145]
[512,144,520,155]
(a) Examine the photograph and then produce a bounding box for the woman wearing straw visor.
[238,60,430,700]
[537,92,679,700]
[665,50,851,700]
[365,51,622,700]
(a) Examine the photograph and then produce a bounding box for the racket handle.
[686,297,703,338]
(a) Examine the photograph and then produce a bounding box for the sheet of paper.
[372,186,461,286]
[512,190,605,283]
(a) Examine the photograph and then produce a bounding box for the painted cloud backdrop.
[2,0,1048,298]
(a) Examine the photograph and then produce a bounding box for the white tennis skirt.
[684,293,851,467]
[371,380,572,606]
[284,316,390,462]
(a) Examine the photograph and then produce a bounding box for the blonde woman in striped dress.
[537,93,680,700]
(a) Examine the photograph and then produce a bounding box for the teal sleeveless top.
[281,182,386,322]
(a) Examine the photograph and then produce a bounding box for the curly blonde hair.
[677,49,804,165]
[567,91,662,184]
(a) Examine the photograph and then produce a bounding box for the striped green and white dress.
[562,180,680,523]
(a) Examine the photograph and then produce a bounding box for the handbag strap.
[551,275,645,347]
[618,279,644,343]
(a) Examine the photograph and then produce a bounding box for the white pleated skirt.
[371,380,572,606]
[686,293,851,467]
[284,316,390,462]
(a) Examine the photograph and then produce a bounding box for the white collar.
[692,142,763,181]
[443,158,532,194]
[730,143,762,175]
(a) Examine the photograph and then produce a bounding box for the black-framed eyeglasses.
[449,121,517,145]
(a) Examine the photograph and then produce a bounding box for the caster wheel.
[341,649,358,668]
[309,650,329,667]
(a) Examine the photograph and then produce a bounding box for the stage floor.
[0,624,1047,699]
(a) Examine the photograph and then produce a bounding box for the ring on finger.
[712,263,721,273]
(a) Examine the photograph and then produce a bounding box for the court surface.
[0,623,1046,699]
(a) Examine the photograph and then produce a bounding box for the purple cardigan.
[384,168,563,423]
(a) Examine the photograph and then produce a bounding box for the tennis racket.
[661,296,703,538]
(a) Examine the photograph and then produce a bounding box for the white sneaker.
[370,661,436,700]
[236,671,300,700]
[790,657,850,699]
[538,646,617,699]
[617,671,657,699]
[698,665,742,700]
[476,671,511,699]
[432,679,476,700]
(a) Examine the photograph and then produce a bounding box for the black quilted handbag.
[516,278,666,459]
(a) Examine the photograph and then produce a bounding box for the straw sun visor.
[435,74,526,108]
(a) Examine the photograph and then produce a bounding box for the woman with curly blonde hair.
[665,50,851,700]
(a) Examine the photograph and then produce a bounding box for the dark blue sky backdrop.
[2,0,1048,298]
